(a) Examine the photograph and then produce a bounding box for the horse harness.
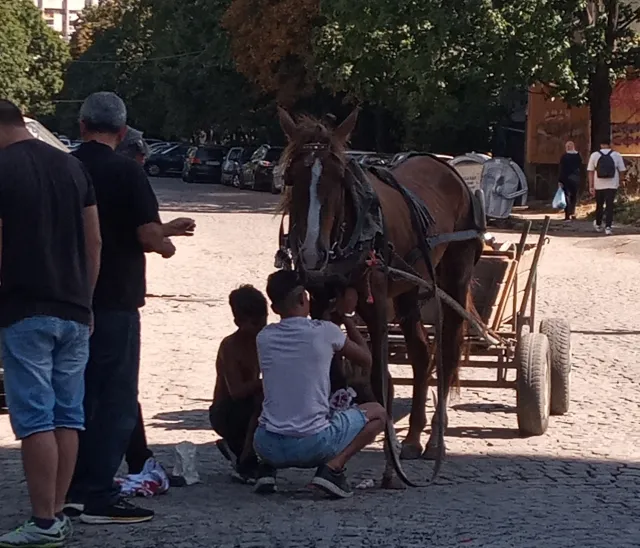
[275,150,484,302]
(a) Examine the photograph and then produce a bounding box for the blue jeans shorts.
[1,316,90,440]
[253,407,368,468]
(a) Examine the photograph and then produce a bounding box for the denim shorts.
[1,316,90,440]
[254,407,367,468]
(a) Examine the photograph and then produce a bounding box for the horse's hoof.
[421,442,446,461]
[400,442,423,460]
[381,475,408,490]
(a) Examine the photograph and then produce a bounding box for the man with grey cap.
[66,91,195,525]
[116,126,150,165]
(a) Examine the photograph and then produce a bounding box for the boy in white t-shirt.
[253,270,387,499]
[587,138,626,235]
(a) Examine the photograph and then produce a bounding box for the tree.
[60,0,281,140]
[312,1,569,152]
[0,0,69,116]
[222,0,320,105]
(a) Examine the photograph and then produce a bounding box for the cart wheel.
[539,318,571,416]
[516,333,551,436]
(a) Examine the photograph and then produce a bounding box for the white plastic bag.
[172,441,200,485]
[552,187,567,210]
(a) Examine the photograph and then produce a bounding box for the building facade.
[33,0,98,41]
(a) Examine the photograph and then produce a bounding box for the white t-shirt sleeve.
[614,153,626,172]
[322,321,348,352]
[587,152,598,172]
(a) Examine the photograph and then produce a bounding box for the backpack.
[596,151,616,179]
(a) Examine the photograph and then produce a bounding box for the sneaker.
[311,464,353,499]
[593,220,602,232]
[605,227,613,236]
[0,519,65,547]
[61,500,84,518]
[254,464,277,494]
[79,499,154,525]
[57,515,72,540]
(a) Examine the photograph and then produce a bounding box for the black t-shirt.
[73,141,161,311]
[0,139,96,327]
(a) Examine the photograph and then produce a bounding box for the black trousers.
[209,397,257,462]
[125,403,154,474]
[563,182,578,219]
[595,188,616,228]
[69,310,141,510]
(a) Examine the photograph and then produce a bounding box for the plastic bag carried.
[172,441,200,486]
[552,187,567,210]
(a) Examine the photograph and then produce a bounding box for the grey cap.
[79,91,127,132]
[116,126,150,158]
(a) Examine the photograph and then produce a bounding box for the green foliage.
[0,0,69,116]
[59,0,279,140]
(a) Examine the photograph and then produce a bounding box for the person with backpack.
[558,140,583,222]
[587,137,626,235]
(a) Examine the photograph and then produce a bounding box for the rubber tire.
[146,164,161,177]
[516,332,551,436]
[539,318,571,416]
[270,178,280,194]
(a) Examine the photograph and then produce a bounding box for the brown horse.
[276,107,483,486]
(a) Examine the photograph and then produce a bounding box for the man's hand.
[161,237,176,259]
[589,185,596,198]
[165,217,196,237]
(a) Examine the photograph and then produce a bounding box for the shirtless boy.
[209,285,267,482]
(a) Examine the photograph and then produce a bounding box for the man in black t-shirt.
[0,100,102,546]
[65,92,196,526]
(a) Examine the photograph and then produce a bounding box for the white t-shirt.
[257,317,347,437]
[587,149,626,190]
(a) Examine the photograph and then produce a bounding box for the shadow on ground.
[0,441,638,547]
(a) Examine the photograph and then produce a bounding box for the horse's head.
[277,106,359,274]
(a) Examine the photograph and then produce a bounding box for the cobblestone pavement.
[1,179,639,547]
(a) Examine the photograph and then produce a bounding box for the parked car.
[221,146,257,187]
[24,118,69,152]
[182,145,229,184]
[242,145,284,192]
[145,143,192,177]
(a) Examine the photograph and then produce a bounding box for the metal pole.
[62,0,69,41]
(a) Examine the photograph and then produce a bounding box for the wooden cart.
[368,217,571,435]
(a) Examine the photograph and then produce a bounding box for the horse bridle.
[279,142,358,267]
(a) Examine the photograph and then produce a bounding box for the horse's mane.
[276,114,348,215]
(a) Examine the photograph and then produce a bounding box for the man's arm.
[127,164,178,257]
[338,317,372,370]
[586,153,596,196]
[83,205,102,296]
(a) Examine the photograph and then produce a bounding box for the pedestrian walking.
[66,92,195,525]
[587,137,626,235]
[558,140,582,222]
[0,99,102,547]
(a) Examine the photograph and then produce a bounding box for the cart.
[357,216,571,436]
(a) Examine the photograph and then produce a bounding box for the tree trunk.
[588,62,612,152]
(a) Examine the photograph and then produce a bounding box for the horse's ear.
[277,106,297,140]
[334,107,360,144]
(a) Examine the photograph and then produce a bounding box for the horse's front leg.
[356,272,406,490]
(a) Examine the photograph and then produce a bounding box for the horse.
[275,107,484,487]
